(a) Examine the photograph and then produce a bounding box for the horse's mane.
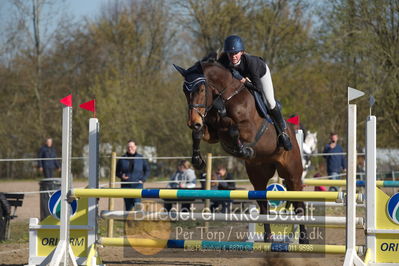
[200,52,230,74]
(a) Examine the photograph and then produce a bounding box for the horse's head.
[173,53,231,131]
[174,54,239,132]
[173,61,213,131]
[304,131,318,154]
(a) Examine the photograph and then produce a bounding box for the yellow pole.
[99,237,360,254]
[107,152,117,237]
[205,153,212,231]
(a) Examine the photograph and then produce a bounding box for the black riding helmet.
[224,35,244,53]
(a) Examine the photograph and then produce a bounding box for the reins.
[188,81,246,120]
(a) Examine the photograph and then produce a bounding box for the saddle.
[250,89,273,124]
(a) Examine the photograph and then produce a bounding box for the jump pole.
[98,237,359,254]
[71,188,353,202]
[303,179,399,188]
[100,210,364,227]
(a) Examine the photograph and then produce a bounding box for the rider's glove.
[244,80,259,91]
[231,69,244,81]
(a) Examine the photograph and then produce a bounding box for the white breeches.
[260,64,276,109]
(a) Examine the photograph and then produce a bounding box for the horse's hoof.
[263,233,273,243]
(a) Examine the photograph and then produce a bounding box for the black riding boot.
[270,105,292,151]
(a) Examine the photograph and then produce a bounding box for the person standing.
[38,138,60,178]
[323,133,346,191]
[116,140,150,211]
[211,165,235,213]
[37,138,61,220]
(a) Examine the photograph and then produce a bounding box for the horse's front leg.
[191,129,206,170]
[228,124,255,159]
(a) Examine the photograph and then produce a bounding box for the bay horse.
[173,55,309,244]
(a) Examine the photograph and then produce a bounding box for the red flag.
[60,94,72,107]
[79,99,96,116]
[287,115,300,125]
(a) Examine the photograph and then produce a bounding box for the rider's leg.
[260,64,277,109]
[260,64,292,151]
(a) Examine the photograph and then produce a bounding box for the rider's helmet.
[223,35,244,53]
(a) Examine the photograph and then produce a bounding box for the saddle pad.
[252,90,272,123]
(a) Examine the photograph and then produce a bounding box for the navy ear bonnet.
[183,62,206,93]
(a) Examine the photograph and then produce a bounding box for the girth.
[221,119,269,158]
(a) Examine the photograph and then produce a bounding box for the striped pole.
[71,188,356,202]
[99,237,363,255]
[303,179,399,187]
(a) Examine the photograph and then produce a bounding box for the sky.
[0,0,109,22]
[0,0,110,45]
[67,0,109,19]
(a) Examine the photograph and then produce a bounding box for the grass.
[0,221,30,244]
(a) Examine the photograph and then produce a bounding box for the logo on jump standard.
[387,192,399,225]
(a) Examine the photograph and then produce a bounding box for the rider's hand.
[244,80,258,91]
[231,69,244,81]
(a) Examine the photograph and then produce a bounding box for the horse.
[173,55,309,244]
[302,131,318,179]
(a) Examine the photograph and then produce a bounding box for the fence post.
[204,153,212,231]
[107,152,117,237]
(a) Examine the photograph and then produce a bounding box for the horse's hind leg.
[246,162,275,242]
[277,163,309,244]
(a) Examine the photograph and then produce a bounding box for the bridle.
[185,76,246,121]
[185,77,212,119]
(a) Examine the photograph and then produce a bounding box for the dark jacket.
[116,152,150,188]
[323,144,346,174]
[218,52,267,90]
[217,173,236,190]
[38,145,60,169]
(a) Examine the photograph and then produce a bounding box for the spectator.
[313,172,327,191]
[116,140,150,211]
[166,161,186,189]
[179,160,197,189]
[211,165,235,213]
[37,138,60,178]
[165,160,197,212]
[323,132,346,191]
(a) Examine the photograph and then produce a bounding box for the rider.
[218,35,292,151]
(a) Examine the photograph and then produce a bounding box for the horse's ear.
[201,51,217,63]
[207,51,217,61]
[216,48,222,60]
[173,64,187,77]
